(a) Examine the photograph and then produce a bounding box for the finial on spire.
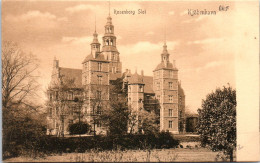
[164,23,167,46]
[108,1,111,16]
[95,14,96,32]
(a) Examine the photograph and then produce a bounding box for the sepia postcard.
[2,0,259,162]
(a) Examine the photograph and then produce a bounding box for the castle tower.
[82,28,110,134]
[128,70,145,133]
[101,11,122,74]
[153,42,179,134]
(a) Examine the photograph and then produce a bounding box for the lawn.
[4,148,223,162]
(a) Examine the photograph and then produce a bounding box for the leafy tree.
[101,96,129,135]
[197,85,236,161]
[99,79,129,135]
[139,109,160,135]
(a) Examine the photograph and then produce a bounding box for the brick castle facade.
[46,13,185,136]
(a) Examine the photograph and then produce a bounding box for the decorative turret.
[91,22,101,58]
[161,42,170,65]
[102,15,117,48]
[101,2,122,74]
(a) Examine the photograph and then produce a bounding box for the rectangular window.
[157,82,160,90]
[97,106,102,115]
[169,109,173,117]
[170,71,173,78]
[169,95,173,103]
[68,92,73,100]
[49,93,52,101]
[97,90,101,99]
[85,62,88,70]
[98,62,102,71]
[85,76,88,84]
[56,107,59,116]
[49,108,53,117]
[157,95,160,101]
[55,91,59,100]
[169,82,173,90]
[98,76,102,85]
[97,121,102,127]
[169,121,173,128]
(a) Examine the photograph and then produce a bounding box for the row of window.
[155,70,175,79]
[49,91,82,101]
[156,95,176,103]
[84,63,119,73]
[105,27,113,34]
[156,81,177,90]
[128,98,143,103]
[128,85,144,92]
[84,62,103,71]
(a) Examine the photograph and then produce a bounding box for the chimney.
[53,57,59,68]
[173,60,176,68]
[141,70,144,76]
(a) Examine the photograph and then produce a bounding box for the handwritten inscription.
[188,9,217,16]
[187,5,230,16]
[219,5,229,11]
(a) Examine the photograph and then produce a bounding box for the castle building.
[46,12,185,136]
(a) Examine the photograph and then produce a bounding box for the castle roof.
[110,73,123,81]
[143,76,154,94]
[82,53,109,63]
[59,67,82,87]
[154,62,178,71]
[128,72,144,84]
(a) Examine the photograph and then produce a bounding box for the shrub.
[69,122,91,135]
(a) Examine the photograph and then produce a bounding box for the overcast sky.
[2,1,258,113]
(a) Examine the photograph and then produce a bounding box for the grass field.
[4,148,225,162]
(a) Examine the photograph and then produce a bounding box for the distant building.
[46,12,185,136]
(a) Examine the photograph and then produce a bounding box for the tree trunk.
[229,149,233,162]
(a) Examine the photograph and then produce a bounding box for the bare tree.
[2,41,47,158]
[2,41,39,109]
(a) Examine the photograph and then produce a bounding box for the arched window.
[139,99,142,103]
